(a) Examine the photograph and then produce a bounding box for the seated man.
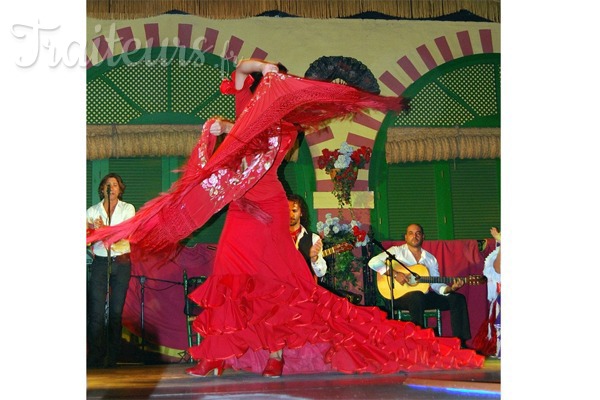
[368,223,472,348]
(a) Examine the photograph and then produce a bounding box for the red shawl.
[87,72,407,264]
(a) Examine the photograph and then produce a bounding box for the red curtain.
[122,239,494,354]
[122,244,216,353]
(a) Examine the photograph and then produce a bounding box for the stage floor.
[87,357,500,399]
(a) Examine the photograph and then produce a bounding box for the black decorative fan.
[304,56,381,94]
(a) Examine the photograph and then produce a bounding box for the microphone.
[370,237,386,251]
[370,236,419,278]
[106,184,112,227]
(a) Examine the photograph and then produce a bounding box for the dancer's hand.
[209,118,233,136]
[261,63,279,76]
[209,120,225,136]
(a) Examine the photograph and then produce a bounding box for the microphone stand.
[129,274,183,363]
[104,184,112,365]
[137,275,146,364]
[385,257,396,318]
[370,238,420,320]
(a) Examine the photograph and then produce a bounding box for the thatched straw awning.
[386,127,500,163]
[86,0,500,22]
[87,124,201,160]
[86,124,301,161]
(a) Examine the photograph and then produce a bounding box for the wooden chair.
[183,271,206,362]
[395,309,442,336]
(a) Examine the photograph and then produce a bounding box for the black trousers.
[87,254,131,367]
[391,290,471,343]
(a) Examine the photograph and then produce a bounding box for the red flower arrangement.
[316,213,370,289]
[352,225,368,243]
[317,142,372,208]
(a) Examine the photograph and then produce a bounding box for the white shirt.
[294,226,328,278]
[483,247,501,302]
[367,243,448,295]
[87,199,135,257]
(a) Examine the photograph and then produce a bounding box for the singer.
[86,173,135,368]
[368,223,473,349]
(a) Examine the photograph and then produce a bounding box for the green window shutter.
[86,157,163,211]
[86,160,93,207]
[278,160,297,195]
[449,158,500,238]
[107,158,163,210]
[183,207,228,245]
[387,162,440,239]
[386,159,500,240]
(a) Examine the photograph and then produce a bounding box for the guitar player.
[287,193,362,305]
[287,193,328,280]
[368,223,473,349]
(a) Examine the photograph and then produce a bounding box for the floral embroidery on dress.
[199,125,281,203]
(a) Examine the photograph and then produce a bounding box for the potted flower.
[316,213,370,290]
[317,142,372,209]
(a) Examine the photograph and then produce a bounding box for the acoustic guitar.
[322,242,354,257]
[377,261,486,300]
[306,242,354,284]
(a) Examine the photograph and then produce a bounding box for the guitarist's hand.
[390,271,408,285]
[444,278,465,293]
[310,239,323,263]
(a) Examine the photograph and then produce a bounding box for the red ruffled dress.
[87,71,484,374]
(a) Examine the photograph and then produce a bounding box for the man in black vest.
[287,194,327,281]
[287,194,363,305]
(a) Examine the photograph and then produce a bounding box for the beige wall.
[87,15,500,95]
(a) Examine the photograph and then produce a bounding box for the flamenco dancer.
[87,58,484,378]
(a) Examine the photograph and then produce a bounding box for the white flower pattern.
[199,133,281,203]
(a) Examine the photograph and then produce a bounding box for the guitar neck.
[322,247,337,257]
[415,276,460,284]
